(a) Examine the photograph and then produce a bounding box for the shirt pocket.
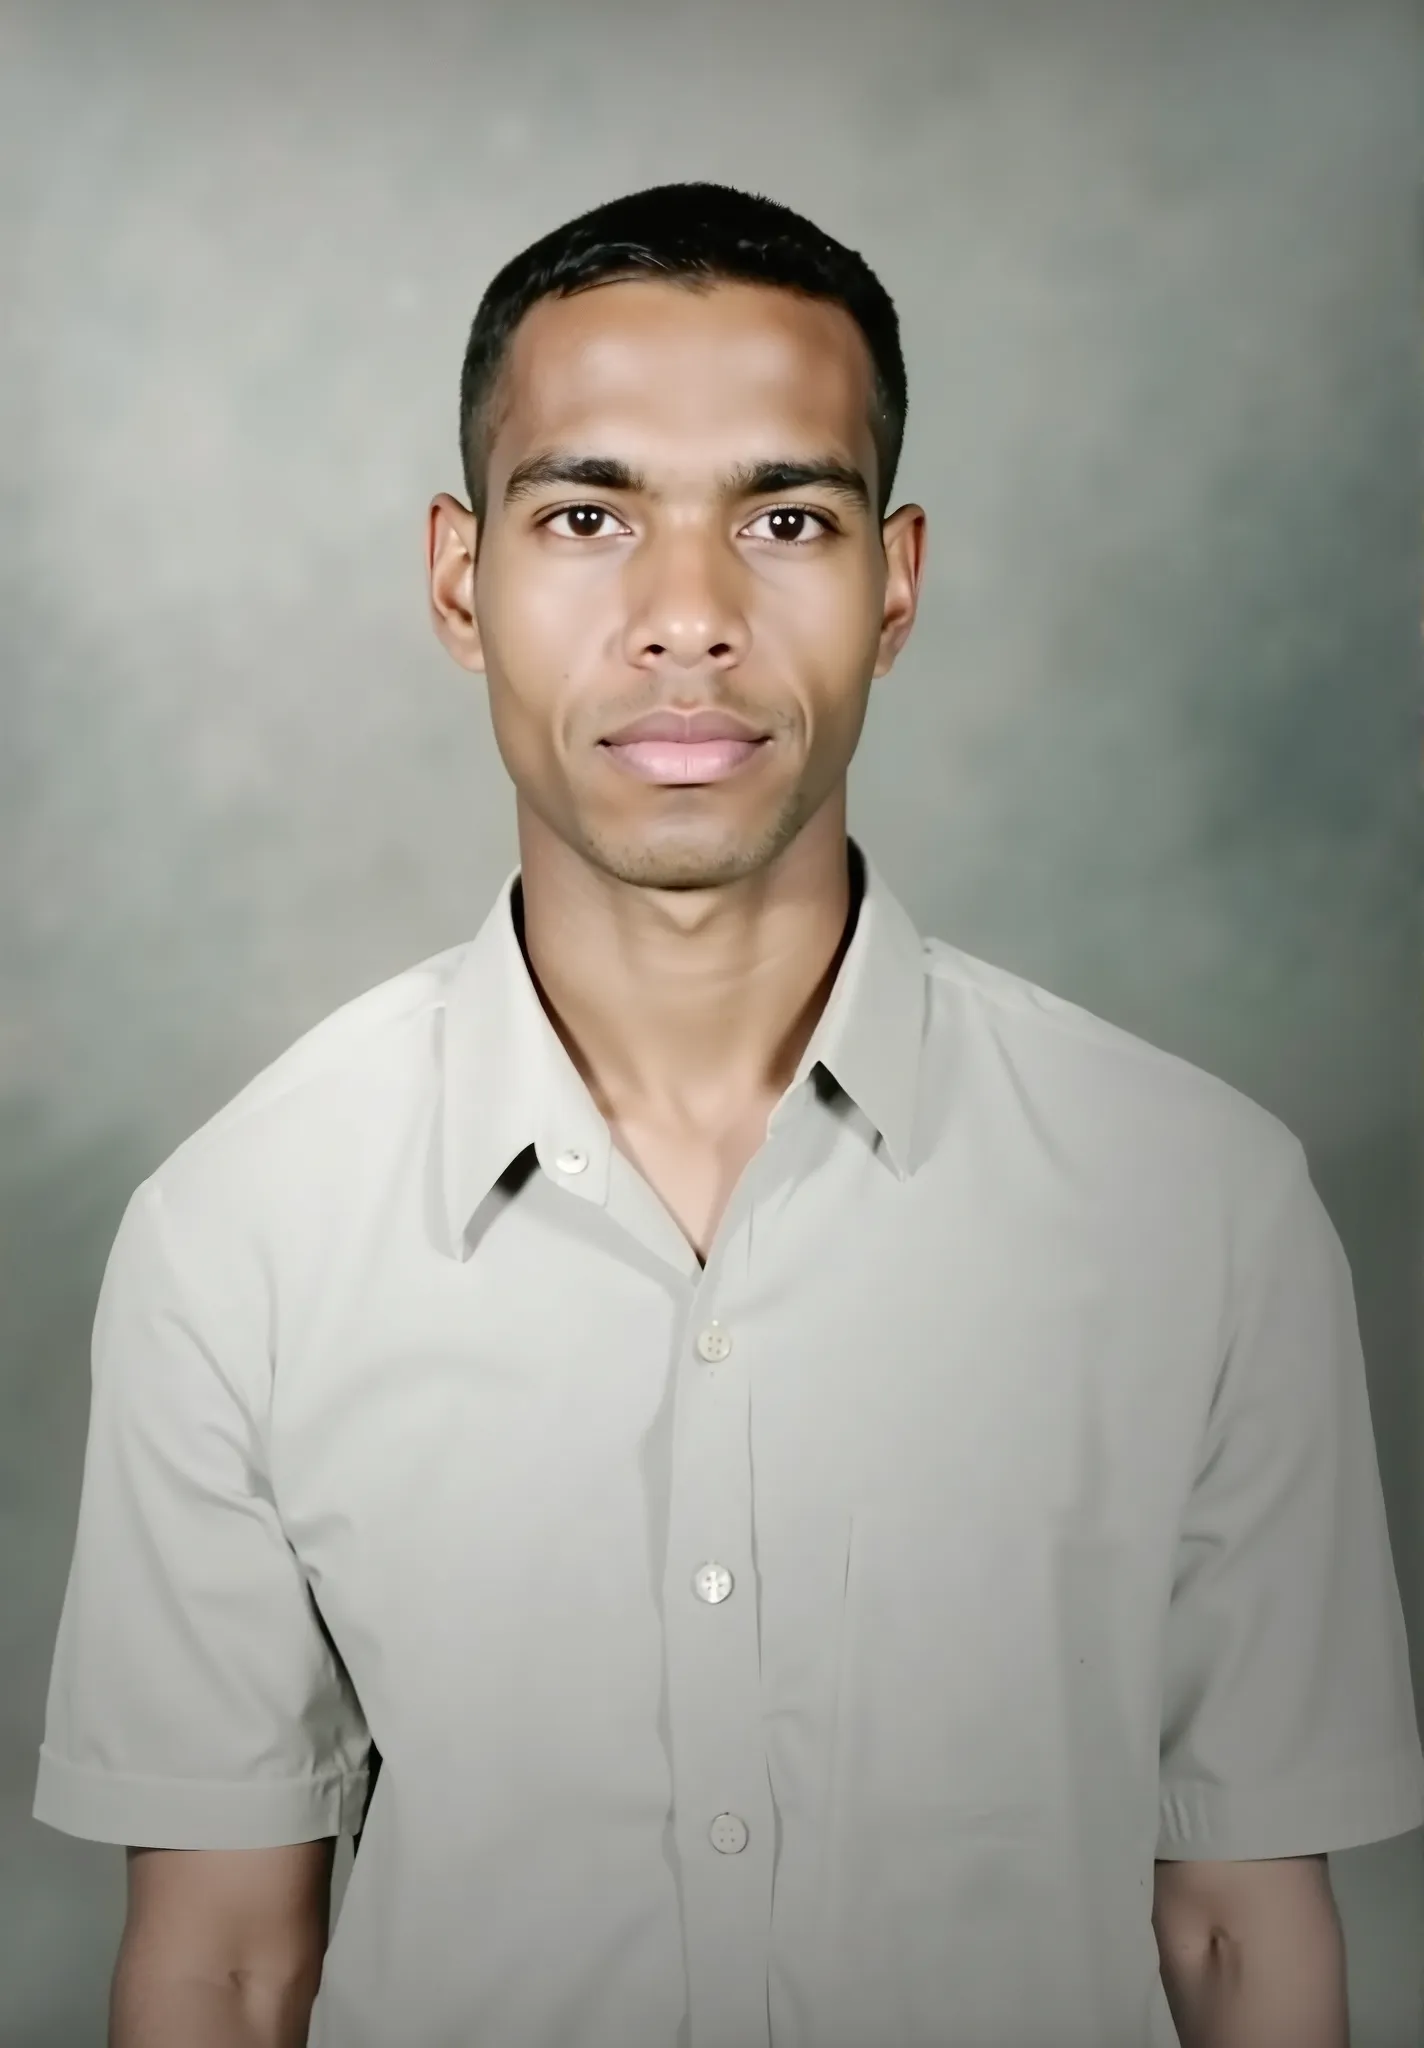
[813,1504,1146,2047]
[827,1499,1073,1819]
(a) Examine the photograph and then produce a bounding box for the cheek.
[476,556,615,742]
[482,556,607,672]
[751,561,884,702]
[753,547,882,641]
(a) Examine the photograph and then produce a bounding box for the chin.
[580,805,807,892]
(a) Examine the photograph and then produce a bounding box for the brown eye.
[745,506,833,543]
[544,506,623,538]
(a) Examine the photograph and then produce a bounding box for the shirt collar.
[439,838,928,1255]
[766,837,926,1180]
[440,866,613,1255]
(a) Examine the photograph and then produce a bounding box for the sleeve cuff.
[32,1746,371,1849]
[1157,1746,1424,1860]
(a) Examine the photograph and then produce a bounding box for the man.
[33,181,1424,2048]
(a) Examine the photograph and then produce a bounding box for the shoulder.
[135,940,474,1242]
[918,934,1305,1227]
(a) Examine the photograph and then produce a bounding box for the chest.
[604,1103,776,1266]
[268,1143,1218,1712]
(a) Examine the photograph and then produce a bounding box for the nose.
[621,525,750,673]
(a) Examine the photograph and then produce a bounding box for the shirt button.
[692,1562,734,1604]
[554,1149,588,1175]
[696,1323,732,1362]
[709,1812,749,1855]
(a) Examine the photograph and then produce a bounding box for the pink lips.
[606,737,765,783]
[599,710,770,786]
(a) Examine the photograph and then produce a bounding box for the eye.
[743,505,836,544]
[541,504,629,539]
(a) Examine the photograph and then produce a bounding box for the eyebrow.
[502,451,872,513]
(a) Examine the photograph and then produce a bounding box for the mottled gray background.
[3,0,1421,2041]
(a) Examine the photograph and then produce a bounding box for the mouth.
[596,707,773,786]
[598,735,770,785]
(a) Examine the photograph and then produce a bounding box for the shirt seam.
[37,1747,367,1793]
[150,958,467,1186]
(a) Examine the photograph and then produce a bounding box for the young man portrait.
[33,181,1424,2048]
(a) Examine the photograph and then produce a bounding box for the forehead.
[491,277,878,473]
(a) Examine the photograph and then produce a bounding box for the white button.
[554,1149,587,1175]
[709,1812,748,1854]
[692,1562,734,1603]
[696,1323,731,1362]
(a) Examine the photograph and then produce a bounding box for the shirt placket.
[662,1250,774,2048]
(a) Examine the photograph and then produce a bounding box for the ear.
[427,492,486,673]
[873,501,927,679]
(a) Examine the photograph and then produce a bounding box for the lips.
[601,709,768,745]
[599,708,771,786]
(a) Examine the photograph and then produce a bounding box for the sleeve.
[32,1176,371,1849]
[1156,1141,1424,1860]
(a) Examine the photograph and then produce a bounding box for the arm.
[29,1179,371,2038]
[1152,1854,1349,2048]
[110,1841,336,2048]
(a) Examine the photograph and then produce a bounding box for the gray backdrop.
[4,1,1421,2042]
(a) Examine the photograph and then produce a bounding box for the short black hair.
[458,181,907,523]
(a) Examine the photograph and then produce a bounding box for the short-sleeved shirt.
[34,839,1424,2048]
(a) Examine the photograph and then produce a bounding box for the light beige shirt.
[34,842,1424,2048]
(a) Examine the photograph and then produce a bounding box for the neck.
[514,799,858,1132]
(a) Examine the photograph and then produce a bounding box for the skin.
[112,1840,333,2046]
[427,276,924,1256]
[112,271,1348,2048]
[1152,1853,1349,2047]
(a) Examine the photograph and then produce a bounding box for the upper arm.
[121,1841,337,1988]
[1151,1854,1337,1953]
[1151,1856,1349,2047]
[33,1178,371,1852]
[1156,1145,1424,1861]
